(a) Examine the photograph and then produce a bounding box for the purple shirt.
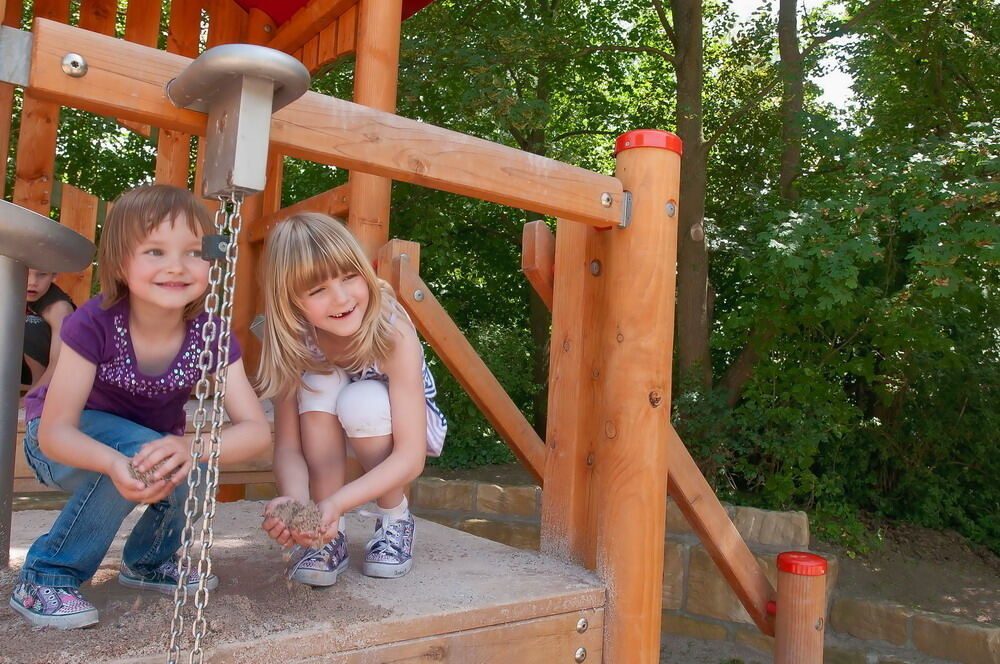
[24,295,242,435]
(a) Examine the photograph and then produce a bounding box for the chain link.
[167,193,244,664]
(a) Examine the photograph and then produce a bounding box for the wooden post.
[347,0,402,257]
[155,0,199,186]
[54,184,98,305]
[775,551,828,663]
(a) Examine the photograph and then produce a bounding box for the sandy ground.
[2,502,602,664]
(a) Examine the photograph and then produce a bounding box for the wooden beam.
[389,257,545,482]
[12,93,59,215]
[0,83,12,199]
[78,0,116,34]
[336,5,357,56]
[54,184,98,305]
[316,21,339,70]
[667,425,776,635]
[205,0,248,47]
[155,0,200,187]
[265,0,355,54]
[165,0,201,57]
[521,220,555,311]
[246,183,350,243]
[245,7,277,45]
[27,19,624,227]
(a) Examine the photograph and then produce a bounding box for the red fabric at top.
[233,0,436,26]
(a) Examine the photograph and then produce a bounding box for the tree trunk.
[671,0,712,389]
[778,0,804,202]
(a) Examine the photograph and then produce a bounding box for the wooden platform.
[2,502,605,663]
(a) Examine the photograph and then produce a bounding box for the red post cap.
[615,129,683,156]
[777,551,828,576]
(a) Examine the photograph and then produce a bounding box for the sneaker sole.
[362,557,413,578]
[117,573,219,595]
[8,597,98,630]
[291,557,349,587]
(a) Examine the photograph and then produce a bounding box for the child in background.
[22,269,75,391]
[11,184,270,629]
[258,213,446,586]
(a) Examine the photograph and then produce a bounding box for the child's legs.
[338,380,404,510]
[298,369,351,503]
[299,411,348,503]
[20,411,182,586]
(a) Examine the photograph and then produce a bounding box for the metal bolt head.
[600,192,612,207]
[665,201,677,217]
[413,289,425,302]
[575,647,587,662]
[61,53,88,77]
[589,260,601,276]
[576,617,588,633]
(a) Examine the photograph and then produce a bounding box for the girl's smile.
[300,272,370,338]
[124,216,209,313]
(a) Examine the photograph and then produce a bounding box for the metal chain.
[167,193,244,664]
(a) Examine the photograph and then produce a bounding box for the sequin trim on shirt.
[97,311,203,395]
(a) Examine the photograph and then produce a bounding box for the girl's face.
[298,270,370,339]
[123,215,209,314]
[26,269,56,302]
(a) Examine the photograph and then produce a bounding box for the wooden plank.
[27,19,625,227]
[245,182,351,243]
[390,257,545,482]
[53,184,97,305]
[335,5,357,56]
[667,425,776,634]
[346,0,401,257]
[32,0,69,22]
[205,0,247,47]
[538,220,600,568]
[155,0,200,187]
[165,0,201,57]
[265,0,355,54]
[123,0,160,46]
[244,7,276,45]
[12,93,59,215]
[2,0,19,27]
[308,609,603,664]
[302,34,319,72]
[521,220,555,311]
[316,21,339,70]
[0,83,12,199]
[78,0,116,34]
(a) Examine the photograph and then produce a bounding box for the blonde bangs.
[255,213,399,399]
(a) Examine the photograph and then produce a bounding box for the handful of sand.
[268,500,324,548]
[128,459,173,487]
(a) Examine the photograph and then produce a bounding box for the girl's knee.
[298,367,350,415]
[337,380,392,438]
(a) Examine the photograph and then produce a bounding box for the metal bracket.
[166,44,310,198]
[201,233,230,261]
[0,27,32,87]
[619,191,633,228]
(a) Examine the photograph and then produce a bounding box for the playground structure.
[0,1,829,662]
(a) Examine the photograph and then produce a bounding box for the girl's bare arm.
[270,392,312,503]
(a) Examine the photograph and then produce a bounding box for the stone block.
[662,540,686,611]
[685,545,778,625]
[731,505,810,547]
[455,518,540,550]
[830,597,912,646]
[660,613,728,641]
[733,625,774,654]
[912,613,1000,664]
[410,477,476,511]
[244,482,277,501]
[475,483,539,517]
[824,645,869,664]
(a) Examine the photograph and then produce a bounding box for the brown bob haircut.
[97,184,214,319]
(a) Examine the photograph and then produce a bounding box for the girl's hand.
[316,495,344,544]
[107,455,174,503]
[262,496,297,547]
[131,435,191,487]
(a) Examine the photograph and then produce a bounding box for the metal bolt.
[61,53,88,77]
[400,253,409,261]
[589,260,601,276]
[576,618,589,633]
[413,290,425,302]
[600,192,612,207]
[575,647,587,662]
[264,24,273,32]
[665,201,677,217]
[586,452,594,466]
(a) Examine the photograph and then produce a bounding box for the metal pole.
[0,255,28,568]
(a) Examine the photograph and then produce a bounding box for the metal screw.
[264,24,273,32]
[600,192,612,207]
[413,290,425,302]
[575,647,587,662]
[61,53,88,77]
[589,260,601,276]
[665,201,677,217]
[576,618,589,633]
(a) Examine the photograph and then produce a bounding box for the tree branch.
[551,129,620,142]
[650,0,678,48]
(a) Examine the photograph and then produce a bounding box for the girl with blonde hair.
[258,213,446,585]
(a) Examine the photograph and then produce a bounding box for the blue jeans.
[21,410,193,588]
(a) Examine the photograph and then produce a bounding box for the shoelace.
[286,542,333,579]
[365,519,405,557]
